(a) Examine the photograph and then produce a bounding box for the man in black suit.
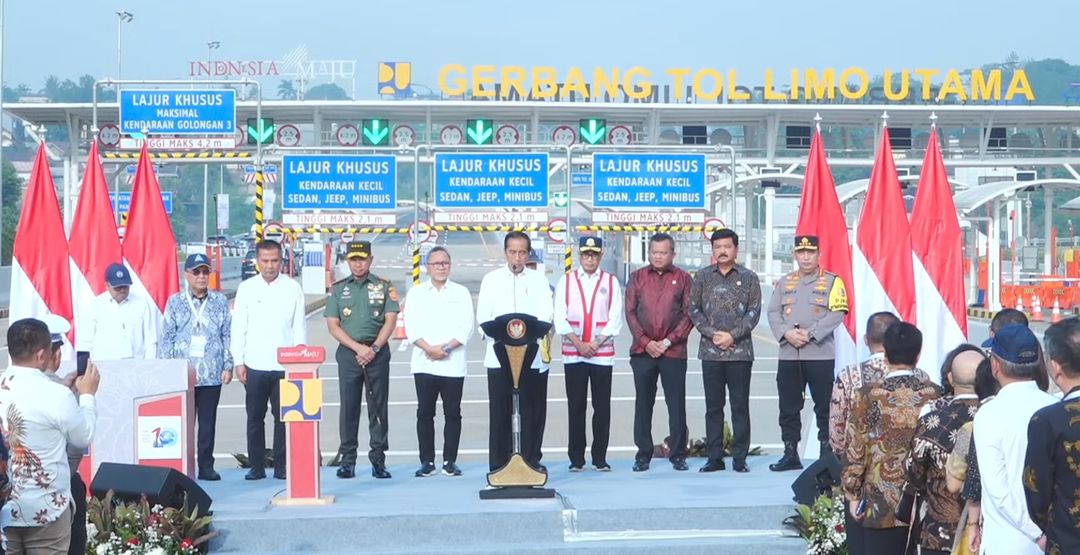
[1024,318,1080,554]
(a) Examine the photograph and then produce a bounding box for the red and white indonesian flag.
[123,144,178,314]
[853,128,918,364]
[910,128,968,377]
[794,131,857,373]
[69,142,123,348]
[9,145,74,341]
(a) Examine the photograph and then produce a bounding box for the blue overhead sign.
[119,89,236,135]
[434,153,548,208]
[592,153,706,208]
[110,192,174,214]
[571,173,592,187]
[282,155,396,210]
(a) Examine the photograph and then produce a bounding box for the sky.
[4,0,1074,98]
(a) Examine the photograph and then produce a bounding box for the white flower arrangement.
[786,487,849,555]
[86,491,215,555]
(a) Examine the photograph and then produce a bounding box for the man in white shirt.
[555,236,622,472]
[231,240,307,481]
[81,263,157,360]
[974,323,1056,554]
[0,318,99,555]
[405,247,474,478]
[476,231,554,472]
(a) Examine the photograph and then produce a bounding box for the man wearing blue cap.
[81,262,157,360]
[161,254,233,481]
[973,324,1056,554]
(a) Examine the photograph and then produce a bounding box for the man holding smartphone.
[42,315,92,555]
[161,254,233,481]
[0,318,99,555]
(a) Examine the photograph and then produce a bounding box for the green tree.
[2,162,24,264]
[304,83,350,100]
[277,80,297,100]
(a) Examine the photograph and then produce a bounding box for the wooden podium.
[479,313,555,500]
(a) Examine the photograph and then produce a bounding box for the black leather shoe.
[442,462,462,477]
[336,464,355,479]
[568,464,585,472]
[699,460,725,473]
[534,463,548,473]
[769,442,803,472]
[632,460,650,472]
[273,469,286,480]
[372,464,392,479]
[244,468,265,481]
[733,460,749,473]
[672,459,689,471]
[415,462,437,477]
[593,463,611,472]
[198,469,221,481]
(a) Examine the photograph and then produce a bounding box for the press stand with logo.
[479,313,556,500]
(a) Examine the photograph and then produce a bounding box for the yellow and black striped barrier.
[254,170,265,241]
[284,224,726,235]
[564,246,573,274]
[103,151,252,159]
[574,224,724,233]
[286,225,566,234]
[411,247,421,286]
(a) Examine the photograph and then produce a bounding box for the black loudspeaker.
[790,452,842,505]
[90,463,212,518]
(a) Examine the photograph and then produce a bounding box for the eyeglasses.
[189,268,210,276]
[427,261,450,267]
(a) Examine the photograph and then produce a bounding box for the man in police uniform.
[766,235,848,472]
[325,241,400,479]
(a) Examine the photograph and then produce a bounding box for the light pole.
[206,41,219,78]
[0,0,6,264]
[116,10,133,85]
[203,41,219,242]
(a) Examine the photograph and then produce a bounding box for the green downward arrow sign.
[248,122,273,143]
[363,120,390,145]
[467,120,493,144]
[580,119,606,144]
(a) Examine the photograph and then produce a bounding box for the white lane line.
[217,394,780,410]
[302,370,783,382]
[566,529,790,543]
[212,444,786,459]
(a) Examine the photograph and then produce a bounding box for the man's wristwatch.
[442,344,453,355]
[371,343,382,354]
[662,338,672,348]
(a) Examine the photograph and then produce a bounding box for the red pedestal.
[272,345,333,506]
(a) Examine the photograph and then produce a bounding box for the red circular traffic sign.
[608,125,633,145]
[336,124,359,147]
[495,125,521,145]
[393,125,417,147]
[547,218,567,243]
[98,125,121,148]
[276,125,302,147]
[701,217,726,241]
[551,125,577,146]
[409,220,433,244]
[440,125,464,146]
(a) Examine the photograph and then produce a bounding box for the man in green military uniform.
[766,235,848,472]
[325,240,400,479]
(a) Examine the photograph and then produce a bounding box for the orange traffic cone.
[1051,297,1063,323]
[392,302,407,341]
[1031,294,1044,322]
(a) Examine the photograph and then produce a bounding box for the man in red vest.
[555,236,624,472]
